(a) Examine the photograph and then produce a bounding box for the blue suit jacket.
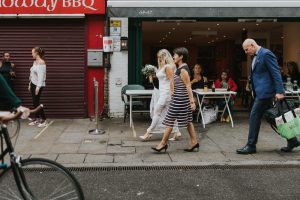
[251,47,284,99]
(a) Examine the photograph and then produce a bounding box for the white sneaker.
[28,120,39,126]
[37,121,48,128]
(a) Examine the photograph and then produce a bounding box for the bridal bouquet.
[142,64,157,82]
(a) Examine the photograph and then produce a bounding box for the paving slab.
[30,154,58,161]
[56,154,86,164]
[198,152,228,162]
[78,142,107,154]
[107,145,136,154]
[108,138,122,145]
[169,152,202,162]
[15,141,52,154]
[251,151,287,161]
[85,154,114,163]
[114,154,142,163]
[56,131,84,144]
[141,152,172,162]
[49,143,80,154]
[223,152,254,162]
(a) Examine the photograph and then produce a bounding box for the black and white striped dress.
[162,65,193,128]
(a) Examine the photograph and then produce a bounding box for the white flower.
[142,64,157,77]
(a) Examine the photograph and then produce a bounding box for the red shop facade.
[0,0,105,118]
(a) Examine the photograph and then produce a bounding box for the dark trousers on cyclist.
[30,82,46,120]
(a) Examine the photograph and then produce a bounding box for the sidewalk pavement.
[10,112,300,167]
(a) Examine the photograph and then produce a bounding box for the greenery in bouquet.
[142,64,157,78]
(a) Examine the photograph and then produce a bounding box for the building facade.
[107,0,300,117]
[0,0,106,118]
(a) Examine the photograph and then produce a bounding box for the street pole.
[89,77,105,135]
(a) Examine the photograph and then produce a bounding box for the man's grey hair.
[242,38,258,47]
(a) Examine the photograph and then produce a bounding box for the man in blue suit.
[237,38,300,154]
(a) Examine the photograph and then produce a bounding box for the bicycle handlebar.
[30,104,43,114]
[0,104,43,123]
[0,112,22,123]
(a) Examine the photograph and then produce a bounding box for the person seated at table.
[214,70,238,122]
[190,64,208,105]
[285,61,300,86]
[191,63,207,89]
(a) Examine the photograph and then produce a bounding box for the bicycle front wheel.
[0,158,85,200]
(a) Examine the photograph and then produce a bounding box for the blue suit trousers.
[247,98,273,147]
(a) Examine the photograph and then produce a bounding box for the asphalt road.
[1,165,300,200]
[73,166,300,200]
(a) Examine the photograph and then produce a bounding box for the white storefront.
[107,0,300,117]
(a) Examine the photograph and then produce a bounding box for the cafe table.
[193,88,237,128]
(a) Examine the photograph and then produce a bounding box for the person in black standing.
[0,52,16,89]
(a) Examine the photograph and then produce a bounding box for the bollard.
[89,78,105,135]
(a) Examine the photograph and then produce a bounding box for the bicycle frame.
[0,123,16,166]
[0,123,34,199]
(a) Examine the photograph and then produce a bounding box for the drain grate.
[67,164,300,172]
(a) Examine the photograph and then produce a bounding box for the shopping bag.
[264,99,296,134]
[274,99,300,139]
[202,105,218,124]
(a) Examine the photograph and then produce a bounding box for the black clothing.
[0,61,14,87]
[30,82,46,120]
[0,74,21,110]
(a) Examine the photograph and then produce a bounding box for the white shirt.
[252,46,261,70]
[30,61,46,87]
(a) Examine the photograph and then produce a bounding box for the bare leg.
[187,122,198,148]
[156,127,173,149]
[140,104,166,140]
[169,131,182,141]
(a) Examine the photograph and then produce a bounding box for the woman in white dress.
[140,49,181,141]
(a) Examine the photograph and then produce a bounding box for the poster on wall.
[112,36,121,52]
[110,20,121,36]
[103,36,114,52]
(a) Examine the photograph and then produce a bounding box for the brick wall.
[108,18,129,117]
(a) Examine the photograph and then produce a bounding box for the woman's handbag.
[266,99,300,139]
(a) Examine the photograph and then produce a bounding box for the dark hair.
[33,47,45,59]
[2,52,10,64]
[173,47,189,62]
[286,61,299,75]
[219,70,229,81]
[193,63,204,77]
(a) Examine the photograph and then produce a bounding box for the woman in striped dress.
[151,47,199,152]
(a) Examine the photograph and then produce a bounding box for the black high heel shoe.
[151,144,168,153]
[184,143,199,152]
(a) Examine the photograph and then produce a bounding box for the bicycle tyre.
[0,158,85,200]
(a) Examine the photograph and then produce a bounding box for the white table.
[285,89,300,100]
[193,89,237,128]
[125,89,153,127]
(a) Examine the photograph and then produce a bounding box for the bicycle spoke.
[0,187,22,200]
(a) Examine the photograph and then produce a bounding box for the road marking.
[33,120,54,139]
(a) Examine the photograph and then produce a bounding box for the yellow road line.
[33,120,54,139]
